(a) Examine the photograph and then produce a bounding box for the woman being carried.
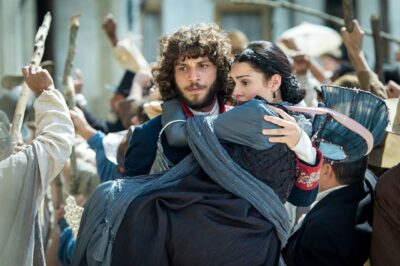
[161,40,323,207]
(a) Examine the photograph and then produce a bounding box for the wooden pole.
[52,15,81,209]
[342,0,354,32]
[63,15,81,196]
[231,0,400,45]
[10,12,52,146]
[371,15,384,82]
[63,15,80,108]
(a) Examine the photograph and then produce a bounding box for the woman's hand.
[262,105,301,149]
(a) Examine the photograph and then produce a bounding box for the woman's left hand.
[262,105,301,149]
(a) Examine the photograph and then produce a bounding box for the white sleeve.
[290,129,316,165]
[31,87,75,191]
[0,88,74,251]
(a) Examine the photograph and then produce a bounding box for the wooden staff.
[64,15,81,196]
[10,12,52,146]
[63,15,80,109]
[52,15,80,209]
[231,0,400,45]
[371,15,384,82]
[342,0,354,32]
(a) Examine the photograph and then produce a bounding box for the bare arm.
[341,20,387,98]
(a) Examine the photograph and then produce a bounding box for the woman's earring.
[272,91,276,99]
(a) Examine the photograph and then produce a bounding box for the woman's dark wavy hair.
[152,23,232,104]
[233,41,305,104]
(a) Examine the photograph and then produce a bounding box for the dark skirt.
[112,144,295,266]
[112,170,280,266]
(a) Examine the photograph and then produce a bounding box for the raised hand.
[292,53,311,76]
[386,80,400,98]
[22,65,54,94]
[69,107,96,140]
[102,14,118,46]
[340,19,364,58]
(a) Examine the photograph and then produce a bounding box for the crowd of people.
[0,12,399,266]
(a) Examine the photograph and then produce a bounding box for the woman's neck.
[258,90,282,103]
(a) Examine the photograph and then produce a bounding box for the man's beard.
[176,79,219,110]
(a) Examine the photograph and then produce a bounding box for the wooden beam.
[231,0,400,44]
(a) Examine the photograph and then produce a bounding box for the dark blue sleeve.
[80,105,109,133]
[105,119,125,133]
[87,131,121,182]
[57,217,75,266]
[124,119,159,177]
[123,116,190,177]
[287,186,318,207]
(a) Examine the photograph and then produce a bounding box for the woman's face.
[230,62,274,103]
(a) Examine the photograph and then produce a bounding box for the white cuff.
[290,129,316,165]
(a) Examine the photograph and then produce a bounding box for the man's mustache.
[185,83,206,90]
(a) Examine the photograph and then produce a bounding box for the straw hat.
[278,23,342,57]
[369,98,400,168]
[227,30,249,55]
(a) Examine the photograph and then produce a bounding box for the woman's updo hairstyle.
[233,41,305,104]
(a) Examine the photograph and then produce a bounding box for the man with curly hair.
[123,23,232,177]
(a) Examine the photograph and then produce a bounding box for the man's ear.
[320,163,329,177]
[327,163,335,179]
[320,163,338,186]
[321,162,339,185]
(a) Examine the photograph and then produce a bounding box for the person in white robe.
[0,65,74,265]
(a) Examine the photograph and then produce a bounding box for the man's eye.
[200,64,209,69]
[177,66,188,72]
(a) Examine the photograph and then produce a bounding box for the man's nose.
[188,68,200,82]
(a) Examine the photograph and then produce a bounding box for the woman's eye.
[241,80,249,86]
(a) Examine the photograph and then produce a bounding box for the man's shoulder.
[304,182,373,231]
[132,115,162,142]
[137,115,162,132]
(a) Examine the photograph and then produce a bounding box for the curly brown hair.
[152,23,232,104]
